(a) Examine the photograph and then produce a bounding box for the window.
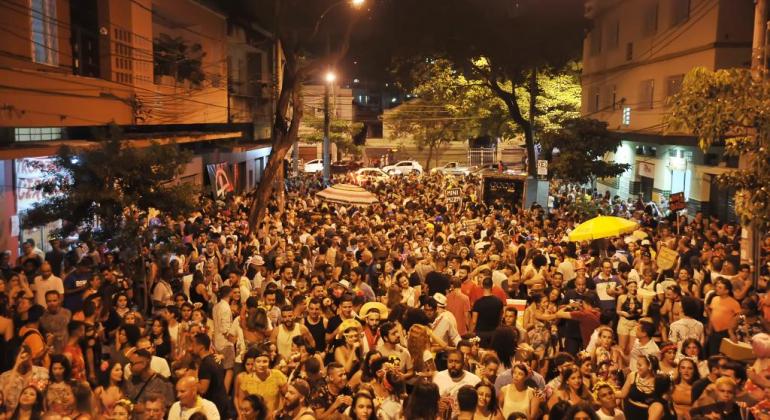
[590,25,602,55]
[608,85,618,111]
[30,0,58,65]
[639,79,655,109]
[622,106,632,126]
[14,127,62,142]
[589,86,601,113]
[642,2,659,36]
[608,21,620,50]
[670,0,690,27]
[666,74,685,98]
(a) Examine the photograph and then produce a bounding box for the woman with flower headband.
[617,354,659,420]
[677,338,709,377]
[112,398,133,420]
[658,342,678,376]
[92,359,125,418]
[671,357,700,419]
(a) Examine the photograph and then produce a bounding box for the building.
[0,0,277,257]
[581,0,753,221]
[295,82,354,163]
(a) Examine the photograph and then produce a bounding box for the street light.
[351,0,365,7]
[323,71,337,186]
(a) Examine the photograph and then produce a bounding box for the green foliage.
[516,63,582,134]
[384,60,479,166]
[539,118,630,184]
[303,117,365,158]
[22,125,198,243]
[667,67,770,231]
[153,33,207,88]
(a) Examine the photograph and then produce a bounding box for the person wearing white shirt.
[429,294,460,347]
[433,350,481,413]
[124,337,171,379]
[595,382,626,420]
[31,262,63,307]
[668,296,705,351]
[212,286,236,391]
[629,320,660,372]
[167,376,220,420]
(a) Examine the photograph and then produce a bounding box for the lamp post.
[323,71,336,186]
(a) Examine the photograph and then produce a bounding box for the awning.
[316,184,378,206]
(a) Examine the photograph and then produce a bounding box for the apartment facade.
[0,0,276,256]
[582,0,753,221]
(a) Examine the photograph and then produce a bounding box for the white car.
[382,160,424,175]
[303,159,323,173]
[354,168,390,185]
[431,162,471,176]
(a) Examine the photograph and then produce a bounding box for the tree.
[242,0,364,231]
[22,126,197,238]
[22,126,197,310]
[385,60,489,170]
[362,0,587,175]
[539,118,630,185]
[302,116,365,159]
[667,67,770,231]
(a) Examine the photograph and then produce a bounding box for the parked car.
[382,160,424,175]
[331,160,363,174]
[354,168,390,185]
[303,159,323,173]
[431,162,471,176]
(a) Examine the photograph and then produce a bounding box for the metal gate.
[467,148,497,167]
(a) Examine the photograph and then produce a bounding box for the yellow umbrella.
[568,216,639,242]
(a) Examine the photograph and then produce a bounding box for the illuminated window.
[622,107,631,126]
[14,127,62,142]
[30,0,58,66]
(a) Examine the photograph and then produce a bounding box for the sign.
[638,161,655,178]
[206,162,234,199]
[669,192,686,211]
[446,187,462,203]
[656,246,679,271]
[537,160,548,176]
[14,157,60,214]
[482,175,525,208]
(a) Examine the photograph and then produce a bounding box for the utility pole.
[323,75,332,186]
[746,0,767,287]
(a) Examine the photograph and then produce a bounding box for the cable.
[0,55,231,111]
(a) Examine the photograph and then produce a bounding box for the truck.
[481,173,527,209]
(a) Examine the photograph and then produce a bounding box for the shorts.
[617,317,638,336]
[218,345,235,369]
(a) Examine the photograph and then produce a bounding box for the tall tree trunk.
[248,71,302,231]
[425,143,435,171]
[486,77,536,177]
[526,69,539,176]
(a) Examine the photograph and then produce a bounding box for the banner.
[15,157,59,213]
[656,246,679,271]
[206,162,234,199]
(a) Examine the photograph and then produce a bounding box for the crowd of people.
[0,169,768,420]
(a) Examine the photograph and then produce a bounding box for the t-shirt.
[198,354,229,413]
[472,295,504,333]
[593,275,620,310]
[433,370,481,411]
[376,344,413,373]
[31,275,64,307]
[569,308,601,345]
[629,339,660,372]
[63,271,91,312]
[446,291,471,336]
[596,408,626,420]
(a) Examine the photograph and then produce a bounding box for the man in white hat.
[428,293,461,348]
